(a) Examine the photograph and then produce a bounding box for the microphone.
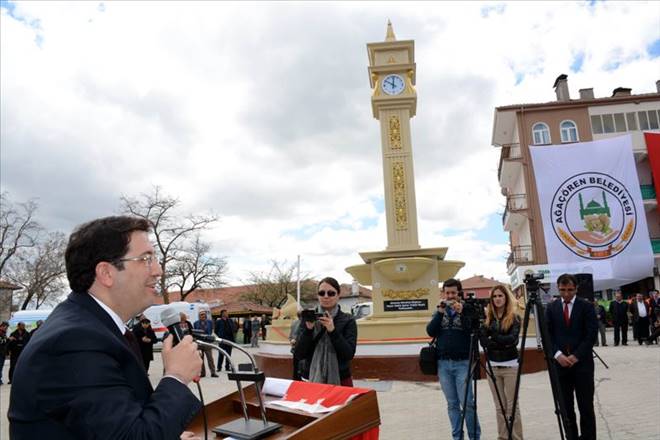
[159,306,281,437]
[159,307,190,346]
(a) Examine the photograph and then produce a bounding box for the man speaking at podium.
[8,216,203,439]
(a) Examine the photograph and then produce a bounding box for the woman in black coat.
[132,318,156,372]
[294,277,357,386]
[480,285,523,440]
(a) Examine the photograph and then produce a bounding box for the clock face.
[381,74,405,95]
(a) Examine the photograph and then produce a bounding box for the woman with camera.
[294,276,357,386]
[480,285,523,440]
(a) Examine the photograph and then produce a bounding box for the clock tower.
[346,22,464,324]
[367,21,419,250]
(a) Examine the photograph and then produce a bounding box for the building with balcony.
[492,75,660,297]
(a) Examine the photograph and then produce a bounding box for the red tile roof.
[461,275,506,290]
[157,283,371,305]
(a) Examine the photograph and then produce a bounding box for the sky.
[1,1,659,287]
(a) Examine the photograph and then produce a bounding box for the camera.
[439,299,456,309]
[301,309,324,322]
[460,291,486,330]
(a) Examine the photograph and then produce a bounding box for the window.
[648,110,659,129]
[532,122,551,145]
[626,113,637,131]
[639,111,649,130]
[591,115,603,134]
[602,114,615,133]
[560,120,579,143]
[591,109,660,134]
[613,113,626,132]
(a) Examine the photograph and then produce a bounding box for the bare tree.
[120,186,217,303]
[168,234,228,301]
[0,192,42,277]
[8,232,67,310]
[242,260,316,308]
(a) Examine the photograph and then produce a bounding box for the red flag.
[645,132,660,212]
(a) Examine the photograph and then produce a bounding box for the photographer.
[426,278,481,440]
[479,285,523,440]
[294,277,357,386]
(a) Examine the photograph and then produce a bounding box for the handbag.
[419,338,438,375]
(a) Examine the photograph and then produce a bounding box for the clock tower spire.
[385,19,396,41]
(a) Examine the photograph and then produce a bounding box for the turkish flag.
[271,381,379,439]
[645,132,660,212]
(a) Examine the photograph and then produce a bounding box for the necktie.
[563,301,571,327]
[124,329,144,364]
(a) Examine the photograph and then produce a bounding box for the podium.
[186,383,380,439]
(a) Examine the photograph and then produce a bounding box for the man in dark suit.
[629,293,651,345]
[8,216,203,439]
[545,273,598,440]
[214,309,237,371]
[608,290,629,346]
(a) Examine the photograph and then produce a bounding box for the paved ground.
[1,331,659,439]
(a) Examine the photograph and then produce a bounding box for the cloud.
[2,1,659,286]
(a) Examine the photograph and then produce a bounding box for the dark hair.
[442,278,462,292]
[556,273,577,287]
[318,276,341,294]
[65,216,151,293]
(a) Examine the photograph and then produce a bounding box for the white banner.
[530,135,654,291]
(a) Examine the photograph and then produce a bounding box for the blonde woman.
[479,285,524,440]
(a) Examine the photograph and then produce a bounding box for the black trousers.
[557,361,596,440]
[9,352,21,382]
[292,356,301,381]
[613,322,628,345]
[217,343,233,370]
[634,317,650,343]
[243,331,251,345]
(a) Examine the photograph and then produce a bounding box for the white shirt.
[89,293,185,385]
[89,293,127,334]
[554,296,576,360]
[637,301,647,318]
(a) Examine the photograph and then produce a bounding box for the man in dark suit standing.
[629,293,651,345]
[608,290,629,346]
[8,216,203,439]
[215,309,237,371]
[545,273,598,440]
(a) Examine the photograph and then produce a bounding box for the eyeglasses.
[116,254,158,268]
[318,290,337,297]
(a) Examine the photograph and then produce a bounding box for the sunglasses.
[318,290,338,297]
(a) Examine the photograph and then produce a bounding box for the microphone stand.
[194,337,281,439]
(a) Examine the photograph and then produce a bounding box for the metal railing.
[507,245,534,268]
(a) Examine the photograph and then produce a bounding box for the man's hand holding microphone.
[161,334,202,384]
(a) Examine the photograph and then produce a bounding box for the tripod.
[457,325,511,440]
[508,284,574,440]
[457,329,481,440]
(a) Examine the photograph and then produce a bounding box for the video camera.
[460,291,487,330]
[301,309,324,323]
[523,272,544,293]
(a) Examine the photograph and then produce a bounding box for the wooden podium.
[186,383,380,439]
